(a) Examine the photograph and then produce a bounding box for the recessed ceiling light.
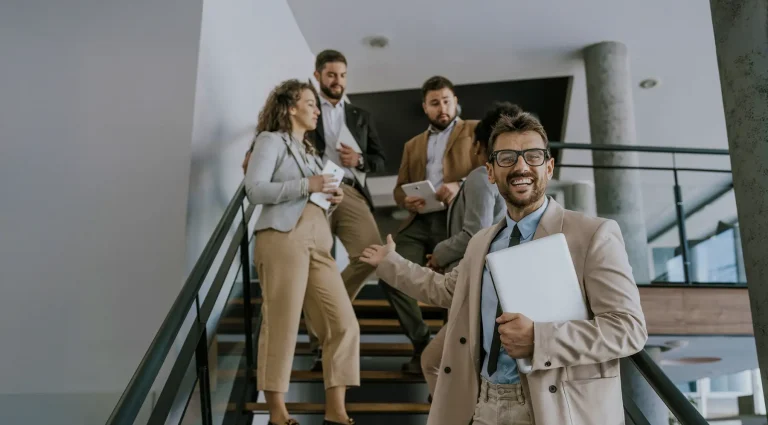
[363,35,389,49]
[639,78,659,89]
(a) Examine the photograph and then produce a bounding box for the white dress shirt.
[320,97,355,180]
[425,118,457,188]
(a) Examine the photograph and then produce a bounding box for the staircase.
[220,280,441,424]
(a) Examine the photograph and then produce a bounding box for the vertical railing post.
[194,296,214,425]
[672,155,693,284]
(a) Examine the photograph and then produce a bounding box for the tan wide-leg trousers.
[307,183,382,352]
[254,204,360,393]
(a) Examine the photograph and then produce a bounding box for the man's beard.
[320,83,344,100]
[499,172,546,208]
[428,112,456,131]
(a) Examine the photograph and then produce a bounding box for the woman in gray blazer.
[244,79,359,425]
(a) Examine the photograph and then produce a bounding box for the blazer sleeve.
[393,142,412,207]
[376,251,461,309]
[360,111,386,173]
[431,173,496,267]
[244,132,305,205]
[530,219,648,371]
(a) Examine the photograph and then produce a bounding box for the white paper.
[309,160,345,210]
[335,123,366,186]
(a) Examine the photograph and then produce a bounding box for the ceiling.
[288,0,735,243]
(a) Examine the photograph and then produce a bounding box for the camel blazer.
[393,119,481,229]
[376,199,648,425]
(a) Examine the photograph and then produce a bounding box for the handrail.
[106,184,248,425]
[549,141,730,156]
[629,350,709,424]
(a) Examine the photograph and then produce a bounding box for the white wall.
[185,0,315,339]
[0,0,203,422]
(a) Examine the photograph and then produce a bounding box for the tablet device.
[309,160,345,210]
[401,180,446,214]
[485,233,589,374]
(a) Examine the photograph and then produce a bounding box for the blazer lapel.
[281,132,311,177]
[444,118,465,157]
[414,131,430,182]
[469,218,508,373]
[532,197,564,241]
[344,104,363,148]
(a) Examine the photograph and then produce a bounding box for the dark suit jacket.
[311,101,386,210]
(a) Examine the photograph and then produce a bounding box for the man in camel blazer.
[362,110,647,424]
[381,76,482,375]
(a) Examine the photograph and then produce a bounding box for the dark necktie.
[487,225,522,376]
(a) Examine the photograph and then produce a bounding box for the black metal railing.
[106,142,732,425]
[550,142,734,286]
[106,183,257,425]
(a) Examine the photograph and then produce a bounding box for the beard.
[320,83,344,100]
[499,171,547,208]
[427,112,455,131]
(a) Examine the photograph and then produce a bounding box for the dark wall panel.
[347,76,572,176]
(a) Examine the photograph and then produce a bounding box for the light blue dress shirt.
[480,196,549,384]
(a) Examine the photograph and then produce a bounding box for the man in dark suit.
[308,50,386,369]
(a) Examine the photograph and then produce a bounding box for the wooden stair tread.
[229,297,438,309]
[240,402,430,414]
[218,369,424,382]
[219,341,414,357]
[219,317,443,329]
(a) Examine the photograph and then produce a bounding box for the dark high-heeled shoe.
[268,419,299,425]
[322,418,355,425]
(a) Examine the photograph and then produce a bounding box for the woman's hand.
[308,174,337,193]
[328,187,344,205]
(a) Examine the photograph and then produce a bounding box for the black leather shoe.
[401,338,429,375]
[310,350,323,372]
[322,418,354,425]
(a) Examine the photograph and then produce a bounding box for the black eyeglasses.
[489,149,550,168]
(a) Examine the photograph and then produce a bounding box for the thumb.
[386,234,395,246]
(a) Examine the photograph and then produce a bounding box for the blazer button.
[545,361,551,367]
[459,337,467,344]
[444,367,452,374]
[549,385,557,393]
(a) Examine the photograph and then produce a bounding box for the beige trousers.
[307,183,382,352]
[331,183,382,299]
[472,379,533,425]
[254,204,360,392]
[421,325,446,395]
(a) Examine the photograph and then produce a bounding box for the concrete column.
[563,181,597,217]
[710,0,768,410]
[621,347,669,425]
[583,41,651,283]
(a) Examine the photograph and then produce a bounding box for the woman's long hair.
[256,79,318,155]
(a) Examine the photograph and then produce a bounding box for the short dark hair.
[315,49,347,72]
[421,76,455,100]
[488,111,549,153]
[475,102,524,155]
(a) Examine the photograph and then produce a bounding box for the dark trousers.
[378,211,447,345]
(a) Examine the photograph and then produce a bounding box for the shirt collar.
[428,116,458,135]
[504,196,549,240]
[320,95,344,110]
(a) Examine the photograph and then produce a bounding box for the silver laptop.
[485,232,589,373]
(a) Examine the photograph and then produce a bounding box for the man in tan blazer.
[363,110,647,424]
[380,76,482,374]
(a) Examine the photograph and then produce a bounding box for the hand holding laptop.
[496,312,535,358]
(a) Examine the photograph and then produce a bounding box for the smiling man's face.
[488,131,554,209]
